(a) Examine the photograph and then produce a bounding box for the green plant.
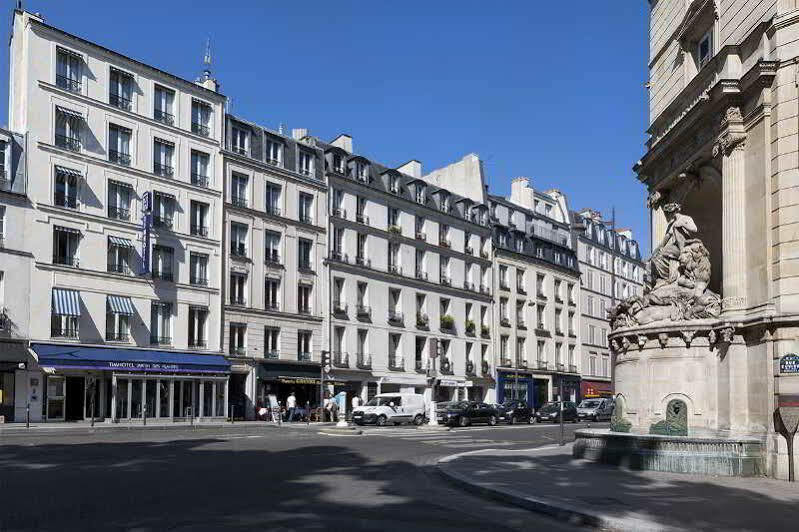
[481,324,490,336]
[440,314,455,330]
[388,225,402,234]
[465,319,476,334]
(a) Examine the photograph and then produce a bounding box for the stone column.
[716,107,748,314]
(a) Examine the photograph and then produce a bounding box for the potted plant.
[465,319,476,334]
[481,324,490,337]
[440,314,455,330]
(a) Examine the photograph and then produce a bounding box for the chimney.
[292,128,308,141]
[397,160,422,178]
[615,228,633,239]
[330,134,352,153]
[509,177,535,210]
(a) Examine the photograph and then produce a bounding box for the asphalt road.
[0,421,607,531]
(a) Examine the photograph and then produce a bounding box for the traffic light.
[322,351,331,367]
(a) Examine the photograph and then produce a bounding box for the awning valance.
[107,295,135,316]
[54,225,81,236]
[56,106,83,120]
[55,166,82,178]
[57,46,83,60]
[52,288,81,317]
[110,66,133,78]
[30,343,230,374]
[154,137,175,147]
[108,236,133,248]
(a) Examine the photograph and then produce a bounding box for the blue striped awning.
[108,236,133,248]
[107,295,135,316]
[52,289,81,317]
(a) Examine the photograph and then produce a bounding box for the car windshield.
[446,401,471,410]
[579,400,601,409]
[502,401,522,408]
[539,402,562,413]
[365,397,399,407]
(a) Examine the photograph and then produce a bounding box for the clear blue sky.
[1,1,652,252]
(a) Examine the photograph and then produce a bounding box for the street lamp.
[426,340,439,426]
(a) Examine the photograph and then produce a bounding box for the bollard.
[143,407,147,426]
[306,401,310,426]
[26,402,30,429]
[188,406,194,427]
[230,405,234,424]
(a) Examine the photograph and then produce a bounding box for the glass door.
[47,376,65,420]
[159,380,171,419]
[116,378,129,419]
[131,379,143,419]
[145,379,156,418]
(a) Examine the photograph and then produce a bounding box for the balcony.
[298,262,314,274]
[517,358,528,369]
[465,360,475,375]
[265,302,280,312]
[333,352,349,368]
[153,163,174,178]
[266,205,282,217]
[229,346,247,356]
[388,311,404,326]
[265,350,280,360]
[189,340,207,349]
[231,195,248,208]
[106,332,129,342]
[154,109,174,125]
[53,255,79,268]
[569,364,578,373]
[480,284,490,295]
[439,358,454,375]
[51,327,79,339]
[192,122,210,137]
[481,360,490,375]
[109,150,131,166]
[107,262,131,275]
[388,225,402,236]
[416,313,429,330]
[556,362,565,372]
[415,269,428,281]
[388,264,402,276]
[499,281,510,291]
[555,295,564,304]
[332,208,346,219]
[152,216,173,230]
[152,269,173,282]
[356,353,372,369]
[231,146,248,156]
[190,275,208,286]
[537,290,547,300]
[480,250,489,259]
[568,329,577,338]
[108,206,130,221]
[298,306,312,315]
[150,336,172,346]
[440,315,455,333]
[500,317,511,327]
[230,244,248,259]
[356,305,371,320]
[481,325,491,339]
[440,275,452,287]
[265,250,281,267]
[415,359,425,373]
[191,225,209,237]
[298,352,312,362]
[356,213,369,225]
[465,281,476,292]
[388,356,404,371]
[517,285,527,295]
[229,295,246,306]
[538,360,549,370]
[332,300,348,316]
[267,158,281,168]
[416,231,426,241]
[556,328,564,336]
[56,75,81,92]
[109,93,132,111]
[500,357,512,367]
[465,320,476,336]
[517,320,527,330]
[330,250,348,263]
[439,237,451,248]
[191,173,209,188]
[465,245,474,255]
[55,135,81,152]
[356,256,371,268]
[299,214,314,225]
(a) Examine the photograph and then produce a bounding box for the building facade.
[571,209,643,400]
[221,117,328,419]
[322,141,495,407]
[489,178,581,408]
[2,10,229,423]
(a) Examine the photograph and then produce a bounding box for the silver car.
[577,398,614,421]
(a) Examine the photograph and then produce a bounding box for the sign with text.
[781,354,799,374]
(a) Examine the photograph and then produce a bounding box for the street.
[0,422,602,531]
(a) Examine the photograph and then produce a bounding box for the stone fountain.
[573,202,764,476]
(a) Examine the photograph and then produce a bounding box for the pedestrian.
[324,395,333,422]
[286,391,297,422]
[350,395,360,421]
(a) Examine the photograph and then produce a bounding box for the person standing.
[350,395,360,421]
[286,391,297,422]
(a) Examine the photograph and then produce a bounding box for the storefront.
[436,377,472,402]
[0,341,31,423]
[30,343,230,422]
[552,374,582,403]
[256,362,326,414]
[497,370,534,405]
[580,379,613,399]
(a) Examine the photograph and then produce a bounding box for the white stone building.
[1,10,229,423]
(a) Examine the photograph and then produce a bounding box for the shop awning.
[257,362,321,380]
[108,236,134,248]
[30,343,230,374]
[106,295,135,316]
[52,288,81,316]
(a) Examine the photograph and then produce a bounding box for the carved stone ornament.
[681,330,696,347]
[658,332,669,348]
[621,337,631,351]
[708,329,717,345]
[719,327,735,343]
[637,335,648,350]
[647,189,665,209]
[724,106,743,123]
[611,338,620,352]
[609,202,721,330]
[714,132,746,157]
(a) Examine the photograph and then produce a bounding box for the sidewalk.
[437,444,799,531]
[0,420,337,437]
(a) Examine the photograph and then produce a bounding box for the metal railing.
[107,262,131,275]
[153,163,174,177]
[299,214,314,225]
[229,295,246,306]
[190,276,208,286]
[298,352,312,362]
[109,93,132,110]
[108,206,130,220]
[51,327,79,338]
[191,225,209,237]
[356,256,371,268]
[266,205,282,216]
[333,300,348,315]
[230,346,247,356]
[106,332,130,342]
[154,109,174,125]
[356,353,372,369]
[189,340,207,348]
[55,135,81,152]
[333,352,349,368]
[150,336,172,346]
[356,305,371,318]
[439,359,454,375]
[191,173,209,187]
[55,193,78,209]
[332,208,346,219]
[191,122,210,137]
[109,150,131,166]
[356,213,369,224]
[265,350,280,360]
[53,255,79,267]
[388,311,404,324]
[538,360,549,370]
[388,356,404,371]
[265,250,281,266]
[152,216,173,229]
[57,75,81,92]
[230,244,247,257]
[152,269,173,282]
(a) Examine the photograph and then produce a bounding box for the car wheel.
[528,416,536,424]
[413,414,424,426]
[459,416,470,427]
[488,415,497,426]
[572,416,578,424]
[376,415,387,427]
[509,415,517,425]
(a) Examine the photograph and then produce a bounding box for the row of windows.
[582,243,641,282]
[498,335,577,370]
[228,123,318,179]
[228,272,314,314]
[229,172,317,223]
[587,352,612,378]
[498,298,576,335]
[498,265,576,301]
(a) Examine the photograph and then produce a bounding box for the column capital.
[714,106,747,157]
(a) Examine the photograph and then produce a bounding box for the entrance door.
[0,371,15,422]
[47,376,66,420]
[65,376,85,421]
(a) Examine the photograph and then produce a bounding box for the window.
[191,99,211,136]
[51,290,79,339]
[190,201,209,237]
[517,269,526,292]
[299,192,314,224]
[537,340,546,362]
[500,335,509,363]
[354,160,369,182]
[356,233,368,265]
[536,274,546,297]
[150,302,172,345]
[536,305,545,329]
[266,182,282,216]
[568,312,575,335]
[389,288,402,317]
[230,272,247,305]
[388,207,400,228]
[332,153,344,173]
[55,107,82,151]
[357,282,368,307]
[188,307,208,347]
[266,138,283,166]
[54,166,79,209]
[109,68,133,110]
[56,47,81,92]
[555,309,563,333]
[265,277,280,310]
[265,230,281,264]
[53,226,80,267]
[230,126,248,155]
[440,256,450,284]
[517,337,526,364]
[499,265,509,288]
[108,124,131,166]
[153,85,175,125]
[153,138,174,177]
[152,191,175,229]
[589,353,597,376]
[440,224,450,246]
[265,327,280,358]
[415,249,425,278]
[589,324,596,345]
[500,297,508,322]
[298,150,315,177]
[389,333,402,368]
[231,173,248,207]
[191,150,210,187]
[152,245,174,281]
[106,300,130,342]
[298,238,313,271]
[189,252,208,285]
[107,237,132,274]
[415,185,425,204]
[516,301,525,325]
[697,28,713,69]
[298,331,312,361]
[332,227,345,259]
[298,284,312,314]
[229,323,246,355]
[388,242,400,273]
[356,196,368,223]
[230,223,248,257]
[0,207,4,243]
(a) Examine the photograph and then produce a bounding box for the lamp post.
[427,340,439,426]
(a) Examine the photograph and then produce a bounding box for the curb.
[0,423,279,437]
[436,450,667,532]
[318,427,363,436]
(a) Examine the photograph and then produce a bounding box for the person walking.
[350,395,360,421]
[286,391,297,422]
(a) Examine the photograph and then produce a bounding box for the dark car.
[438,401,498,427]
[535,401,579,423]
[496,400,534,424]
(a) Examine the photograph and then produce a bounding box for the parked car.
[438,401,498,427]
[496,400,534,424]
[352,393,427,426]
[577,398,614,422]
[535,401,579,423]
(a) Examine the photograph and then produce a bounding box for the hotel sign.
[780,354,799,374]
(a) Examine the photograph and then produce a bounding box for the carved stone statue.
[650,399,688,436]
[610,395,632,433]
[609,202,721,329]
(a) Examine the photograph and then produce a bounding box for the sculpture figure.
[650,399,688,436]
[610,394,632,433]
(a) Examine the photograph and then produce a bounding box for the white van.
[352,393,427,426]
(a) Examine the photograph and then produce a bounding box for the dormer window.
[266,138,283,167]
[333,153,343,173]
[354,161,369,182]
[298,150,315,177]
[415,186,425,204]
[231,126,248,156]
[390,175,400,194]
[441,195,450,213]
[697,28,712,69]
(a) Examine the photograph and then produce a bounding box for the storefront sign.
[140,191,152,275]
[278,376,345,386]
[780,354,799,374]
[438,379,463,387]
